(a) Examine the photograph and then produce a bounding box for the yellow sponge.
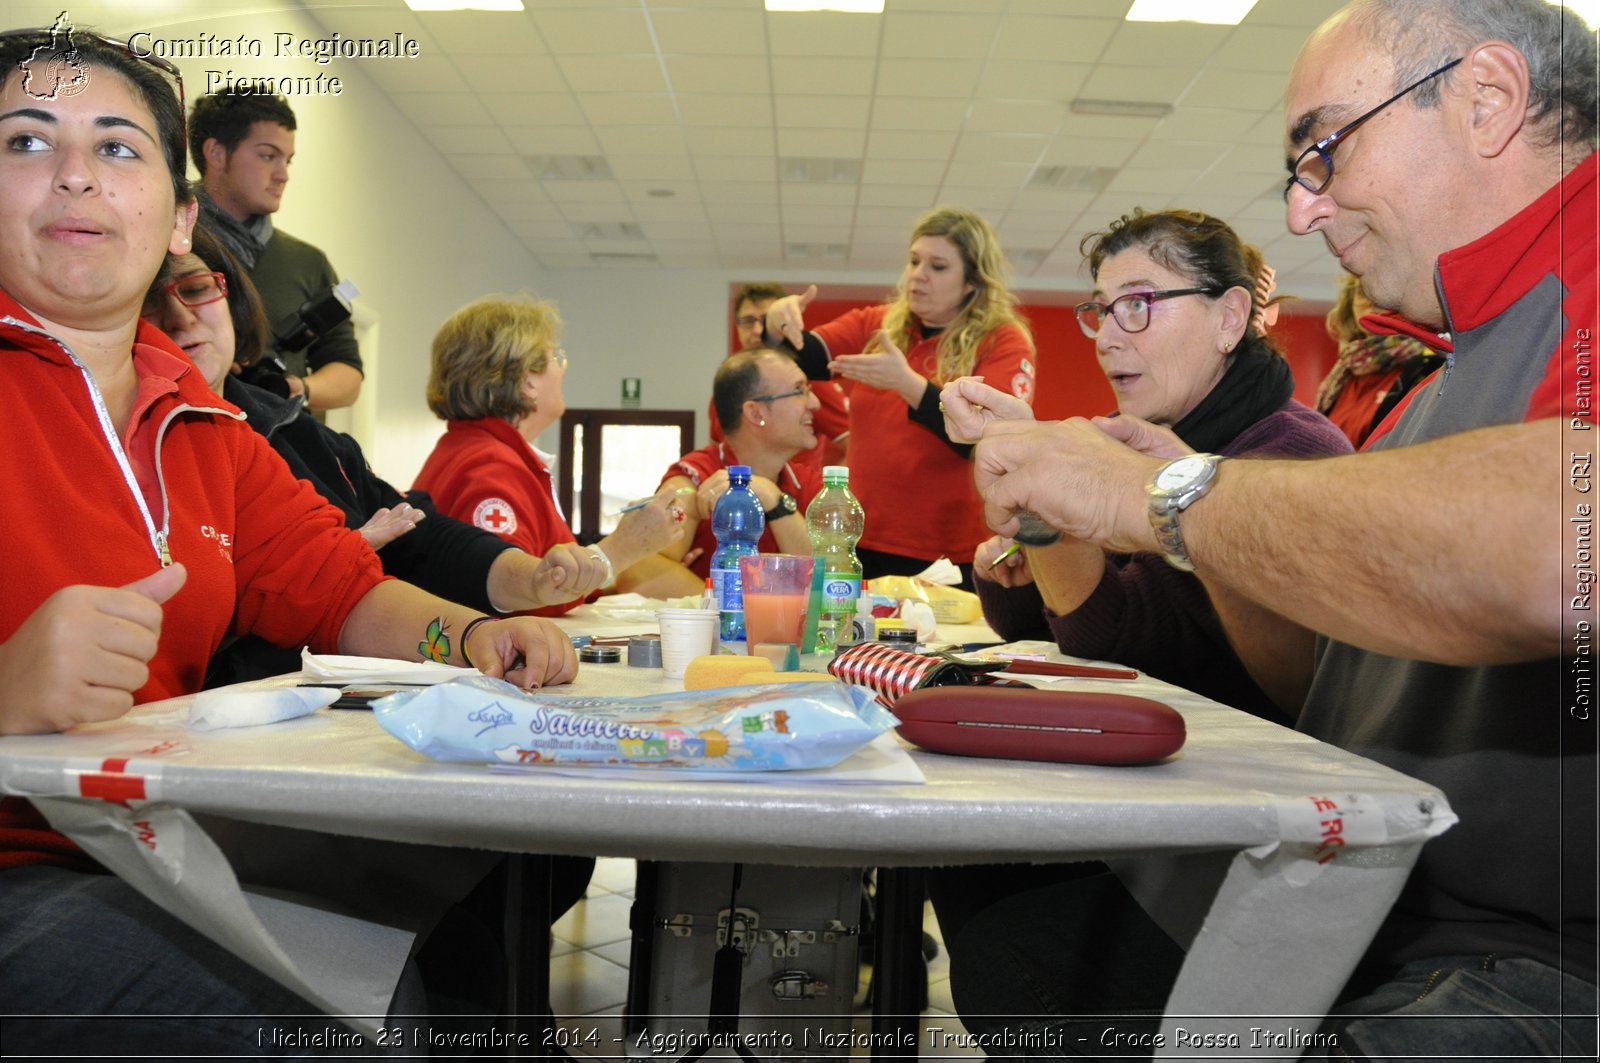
[682,655,774,690]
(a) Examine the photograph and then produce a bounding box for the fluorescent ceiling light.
[766,1,884,12]
[406,0,524,10]
[1125,0,1258,25]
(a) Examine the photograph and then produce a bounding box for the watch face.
[1155,455,1209,490]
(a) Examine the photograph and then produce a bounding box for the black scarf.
[196,188,273,269]
[1169,347,1295,453]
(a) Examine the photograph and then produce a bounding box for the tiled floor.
[548,858,984,1060]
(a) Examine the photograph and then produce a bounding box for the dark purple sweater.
[975,401,1352,722]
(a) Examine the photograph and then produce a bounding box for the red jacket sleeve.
[227,427,387,653]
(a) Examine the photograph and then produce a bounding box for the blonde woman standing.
[765,207,1034,586]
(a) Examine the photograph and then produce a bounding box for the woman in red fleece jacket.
[0,30,575,1056]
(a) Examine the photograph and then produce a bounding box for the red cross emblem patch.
[473,497,518,535]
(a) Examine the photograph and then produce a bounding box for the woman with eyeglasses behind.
[929,209,1353,1028]
[0,28,576,1055]
[945,208,1352,723]
[764,206,1035,589]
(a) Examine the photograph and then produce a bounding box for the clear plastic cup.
[738,554,815,653]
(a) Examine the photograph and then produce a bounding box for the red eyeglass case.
[892,686,1186,765]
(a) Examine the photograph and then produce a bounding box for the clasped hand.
[966,403,1197,556]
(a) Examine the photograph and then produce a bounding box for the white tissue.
[189,683,339,731]
[899,600,938,641]
[299,650,474,684]
[913,557,963,587]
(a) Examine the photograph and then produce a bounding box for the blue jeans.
[0,864,374,1057]
[944,868,1598,1061]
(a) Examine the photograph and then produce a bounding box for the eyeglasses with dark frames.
[750,381,811,403]
[1284,56,1462,201]
[157,271,228,309]
[1074,288,1226,338]
[734,315,764,329]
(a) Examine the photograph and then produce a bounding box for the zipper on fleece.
[3,315,243,566]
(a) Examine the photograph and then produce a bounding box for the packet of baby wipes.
[373,675,897,771]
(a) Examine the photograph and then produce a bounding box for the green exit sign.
[622,377,641,408]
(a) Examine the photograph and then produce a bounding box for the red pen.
[1000,660,1139,681]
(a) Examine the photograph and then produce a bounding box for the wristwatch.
[763,492,798,523]
[1146,453,1223,572]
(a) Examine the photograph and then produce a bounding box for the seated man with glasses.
[712,283,851,467]
[658,349,826,580]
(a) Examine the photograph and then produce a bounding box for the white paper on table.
[491,731,925,785]
[564,592,700,622]
[299,650,474,684]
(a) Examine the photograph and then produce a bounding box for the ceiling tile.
[777,128,867,156]
[870,97,971,132]
[557,56,669,94]
[606,154,696,180]
[880,12,999,59]
[1180,69,1288,109]
[652,9,766,54]
[1211,25,1317,71]
[1037,136,1140,168]
[1124,139,1230,173]
[501,126,602,155]
[1078,64,1195,106]
[775,95,871,129]
[620,180,701,201]
[362,56,469,95]
[954,133,1047,164]
[695,156,777,181]
[991,16,1119,64]
[666,55,770,94]
[457,59,565,93]
[484,93,587,127]
[686,127,777,156]
[964,99,1063,136]
[422,124,515,155]
[780,184,858,207]
[876,58,983,98]
[977,61,1090,102]
[1148,107,1260,143]
[865,129,958,161]
[415,11,545,55]
[862,158,945,185]
[534,10,655,53]
[580,94,679,126]
[387,91,495,127]
[544,182,630,205]
[933,184,1015,211]
[1054,113,1163,141]
[1007,188,1097,216]
[771,57,876,96]
[697,184,780,207]
[1215,142,1289,178]
[679,93,772,128]
[555,202,639,224]
[943,161,1032,186]
[766,11,882,57]
[450,154,536,181]
[856,184,939,208]
[1099,22,1229,67]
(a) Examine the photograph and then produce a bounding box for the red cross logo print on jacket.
[473,497,518,535]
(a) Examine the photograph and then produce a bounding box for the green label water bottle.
[805,465,864,652]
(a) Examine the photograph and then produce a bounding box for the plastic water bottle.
[806,465,864,651]
[710,465,764,641]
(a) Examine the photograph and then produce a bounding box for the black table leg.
[502,852,556,1057]
[872,866,927,1060]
